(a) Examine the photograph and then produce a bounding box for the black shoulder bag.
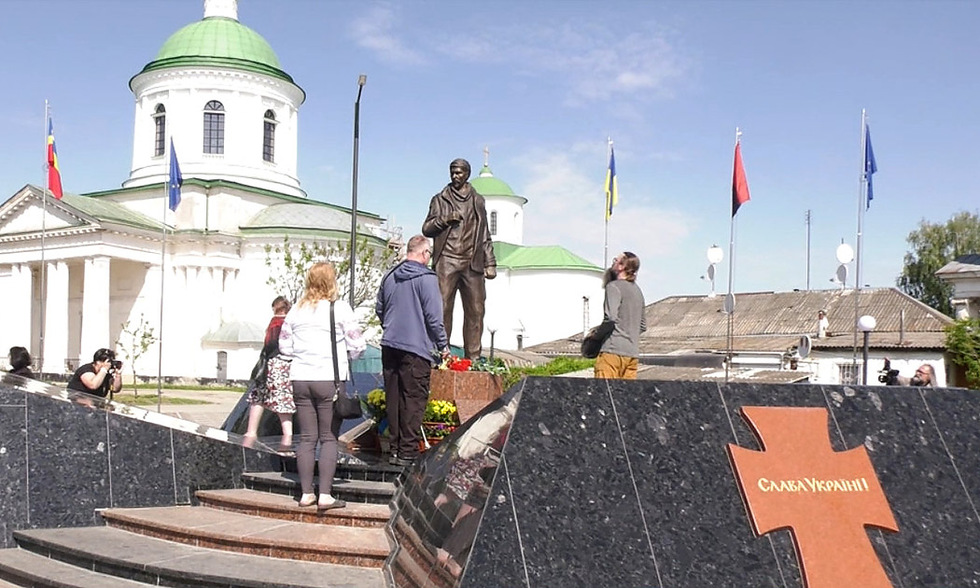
[330,301,363,419]
[581,319,616,359]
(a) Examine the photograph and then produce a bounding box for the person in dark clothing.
[8,346,33,378]
[376,234,450,466]
[67,348,122,398]
[422,159,496,360]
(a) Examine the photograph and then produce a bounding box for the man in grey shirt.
[595,252,646,379]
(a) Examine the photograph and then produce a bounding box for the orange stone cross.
[728,406,899,588]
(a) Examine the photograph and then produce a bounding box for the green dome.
[470,164,517,197]
[136,17,298,87]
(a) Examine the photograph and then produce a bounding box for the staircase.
[0,461,403,588]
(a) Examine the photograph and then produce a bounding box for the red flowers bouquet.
[440,355,472,372]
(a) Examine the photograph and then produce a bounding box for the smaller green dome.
[136,17,298,88]
[470,164,517,197]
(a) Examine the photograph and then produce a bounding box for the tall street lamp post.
[349,74,367,308]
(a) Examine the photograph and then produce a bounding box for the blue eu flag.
[864,125,877,209]
[169,139,182,212]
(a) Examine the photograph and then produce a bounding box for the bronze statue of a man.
[422,158,496,360]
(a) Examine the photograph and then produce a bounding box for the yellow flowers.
[364,389,458,426]
[424,399,458,424]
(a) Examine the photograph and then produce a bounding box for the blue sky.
[2,0,978,306]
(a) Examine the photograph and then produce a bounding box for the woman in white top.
[279,262,366,510]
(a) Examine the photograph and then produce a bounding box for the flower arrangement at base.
[423,399,459,439]
[438,355,472,372]
[364,389,460,440]
[363,388,387,426]
[435,354,509,376]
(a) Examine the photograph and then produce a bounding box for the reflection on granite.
[384,384,520,587]
[0,373,280,546]
[384,376,980,587]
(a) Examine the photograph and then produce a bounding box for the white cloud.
[349,5,426,66]
[517,148,695,290]
[346,7,689,107]
[440,22,689,105]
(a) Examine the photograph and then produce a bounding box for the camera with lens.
[877,358,899,385]
[109,359,123,371]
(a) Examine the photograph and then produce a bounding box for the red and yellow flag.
[47,118,63,199]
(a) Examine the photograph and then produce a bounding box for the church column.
[42,261,69,374]
[80,256,111,360]
[143,263,163,375]
[9,264,33,353]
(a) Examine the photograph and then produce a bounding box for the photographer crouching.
[67,348,123,398]
[879,358,937,387]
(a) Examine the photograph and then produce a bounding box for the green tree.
[898,211,980,316]
[264,235,398,314]
[945,318,980,389]
[116,314,158,396]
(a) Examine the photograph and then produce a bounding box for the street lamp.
[486,322,497,362]
[833,242,854,290]
[348,74,367,308]
[857,314,876,385]
[705,245,723,298]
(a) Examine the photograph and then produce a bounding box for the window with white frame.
[203,100,225,154]
[152,104,166,157]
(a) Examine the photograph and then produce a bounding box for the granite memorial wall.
[385,376,980,587]
[0,374,278,547]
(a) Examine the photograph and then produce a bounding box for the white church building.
[0,0,604,382]
[471,158,605,353]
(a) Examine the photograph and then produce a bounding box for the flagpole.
[852,110,867,371]
[725,128,742,384]
[603,138,612,267]
[39,101,49,374]
[157,139,169,413]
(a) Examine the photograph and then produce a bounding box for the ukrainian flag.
[47,118,63,199]
[604,144,618,220]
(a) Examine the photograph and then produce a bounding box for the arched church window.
[263,109,276,163]
[152,104,166,157]
[490,210,498,236]
[203,100,225,154]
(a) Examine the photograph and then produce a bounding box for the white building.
[936,254,980,320]
[461,157,605,353]
[0,0,388,382]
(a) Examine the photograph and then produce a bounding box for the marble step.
[279,457,406,483]
[242,470,397,504]
[11,526,384,588]
[335,459,406,483]
[196,487,390,528]
[99,504,389,567]
[0,547,150,587]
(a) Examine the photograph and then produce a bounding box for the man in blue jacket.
[376,234,450,466]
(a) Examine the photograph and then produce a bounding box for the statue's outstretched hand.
[485,267,497,280]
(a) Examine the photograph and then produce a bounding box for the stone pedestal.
[429,370,504,424]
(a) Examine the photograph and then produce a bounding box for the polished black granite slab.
[384,376,980,588]
[0,374,279,547]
